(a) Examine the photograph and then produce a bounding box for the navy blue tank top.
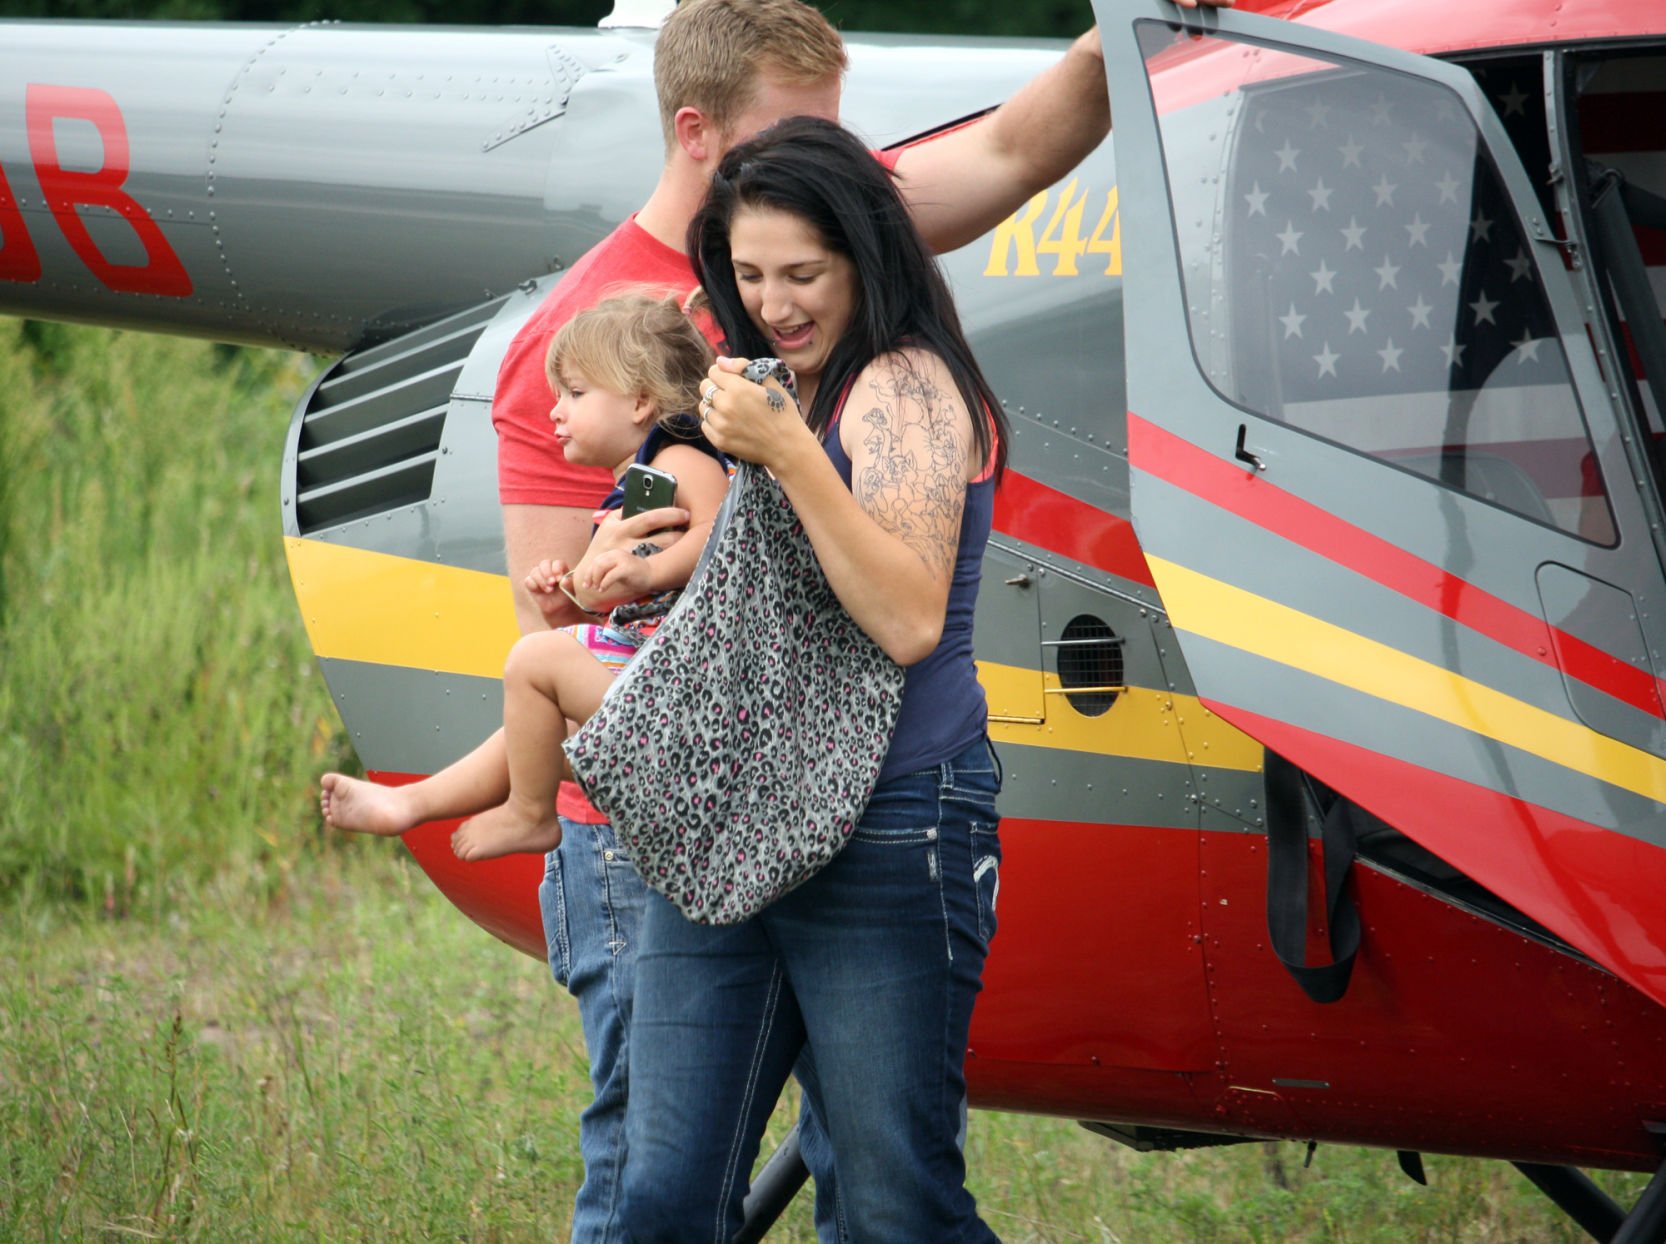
[597,416,729,514]
[822,397,994,782]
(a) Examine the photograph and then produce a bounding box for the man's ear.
[672,105,717,163]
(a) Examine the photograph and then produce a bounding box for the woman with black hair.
[618,115,1008,1242]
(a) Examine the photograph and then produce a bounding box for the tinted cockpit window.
[1136,22,1616,544]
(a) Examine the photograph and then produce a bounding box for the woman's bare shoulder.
[844,348,974,458]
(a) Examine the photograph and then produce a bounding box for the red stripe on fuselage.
[995,470,1155,587]
[1127,413,1666,720]
[1219,704,1666,1009]
[370,772,548,957]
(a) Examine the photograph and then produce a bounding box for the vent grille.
[1049,615,1125,716]
[292,298,505,533]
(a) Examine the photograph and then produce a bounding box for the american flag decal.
[1229,76,1560,401]
[1146,29,1619,540]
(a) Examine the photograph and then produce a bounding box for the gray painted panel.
[993,739,1199,830]
[975,543,1045,706]
[0,21,1074,351]
[1537,562,1666,754]
[321,656,502,776]
[1039,565,1168,696]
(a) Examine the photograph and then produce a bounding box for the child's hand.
[524,558,568,596]
[524,558,570,627]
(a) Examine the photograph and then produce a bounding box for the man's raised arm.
[895,2,1232,254]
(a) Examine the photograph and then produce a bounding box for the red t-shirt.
[494,218,702,507]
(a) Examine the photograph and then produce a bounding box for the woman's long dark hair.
[688,116,1007,480]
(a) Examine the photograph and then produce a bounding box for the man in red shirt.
[494,1,1228,1237]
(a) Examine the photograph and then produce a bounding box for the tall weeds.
[0,319,349,908]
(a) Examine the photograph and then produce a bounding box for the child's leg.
[321,728,510,836]
[452,629,617,861]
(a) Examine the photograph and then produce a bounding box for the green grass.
[0,320,353,910]
[0,849,1646,1242]
[0,319,1651,1240]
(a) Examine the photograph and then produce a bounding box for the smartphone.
[620,463,678,519]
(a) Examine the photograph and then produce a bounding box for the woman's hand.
[563,507,686,613]
[579,548,657,599]
[698,356,814,470]
[588,506,688,558]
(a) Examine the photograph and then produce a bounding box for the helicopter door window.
[1575,54,1666,442]
[1134,22,1616,544]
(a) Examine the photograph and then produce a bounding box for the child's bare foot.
[319,772,420,836]
[451,801,563,861]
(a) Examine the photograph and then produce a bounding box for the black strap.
[1263,751,1361,1004]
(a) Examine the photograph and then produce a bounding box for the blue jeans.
[619,740,1003,1244]
[540,818,846,1243]
[542,817,648,1242]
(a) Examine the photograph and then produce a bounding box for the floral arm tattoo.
[853,356,970,580]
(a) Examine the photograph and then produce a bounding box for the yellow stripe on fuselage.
[978,663,1261,771]
[1147,555,1666,803]
[284,536,1264,774]
[285,536,519,679]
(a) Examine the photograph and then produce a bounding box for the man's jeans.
[619,740,1003,1244]
[541,818,646,1242]
[540,818,844,1243]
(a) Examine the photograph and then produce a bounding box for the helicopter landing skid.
[1516,1153,1666,1244]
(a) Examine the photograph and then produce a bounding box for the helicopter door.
[1094,3,1666,1007]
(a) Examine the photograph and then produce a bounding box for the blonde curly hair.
[545,291,713,424]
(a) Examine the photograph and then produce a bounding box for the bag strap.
[687,458,753,591]
[1263,750,1361,1005]
[685,359,793,590]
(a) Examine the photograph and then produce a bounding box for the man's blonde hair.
[654,0,846,148]
[545,291,714,423]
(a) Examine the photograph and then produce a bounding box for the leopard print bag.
[564,374,906,926]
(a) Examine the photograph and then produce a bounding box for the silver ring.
[701,382,718,403]
[698,397,711,421]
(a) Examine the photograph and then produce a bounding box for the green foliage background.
[0,321,344,907]
[0,0,1085,38]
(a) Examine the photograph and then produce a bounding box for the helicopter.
[4,0,1666,1237]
